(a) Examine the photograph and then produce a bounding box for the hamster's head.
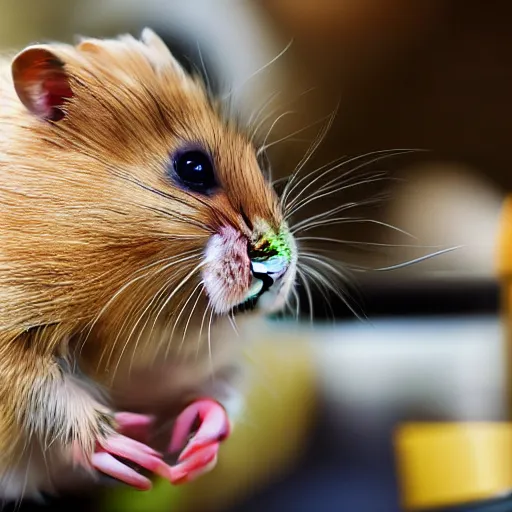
[7,29,296,336]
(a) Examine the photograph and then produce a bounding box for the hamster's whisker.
[296,236,444,250]
[280,104,339,207]
[282,287,299,321]
[91,253,201,369]
[299,251,352,289]
[126,272,184,376]
[79,251,202,361]
[222,38,294,103]
[299,264,336,322]
[196,303,211,361]
[290,202,365,233]
[178,282,205,357]
[290,190,392,228]
[290,168,388,208]
[285,148,411,209]
[207,307,215,378]
[291,286,301,321]
[298,254,366,321]
[140,205,213,232]
[271,175,290,188]
[295,267,314,325]
[290,190,401,233]
[196,41,212,97]
[293,216,415,239]
[349,246,462,273]
[110,261,203,380]
[227,313,239,337]
[280,154,348,204]
[283,148,415,216]
[247,91,282,140]
[165,281,204,361]
[311,173,396,202]
[248,90,281,127]
[85,250,201,333]
[143,274,201,360]
[258,105,334,160]
[254,86,318,136]
[285,174,391,220]
[252,86,317,146]
[259,110,296,155]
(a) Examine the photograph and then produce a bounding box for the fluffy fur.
[0,29,296,500]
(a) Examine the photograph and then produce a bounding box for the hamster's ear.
[11,46,73,122]
[140,28,187,77]
[141,28,172,59]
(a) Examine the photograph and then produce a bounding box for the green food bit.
[251,230,292,263]
[267,232,292,262]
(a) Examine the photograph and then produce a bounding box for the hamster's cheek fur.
[202,226,252,315]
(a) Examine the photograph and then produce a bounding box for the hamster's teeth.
[250,256,288,280]
[261,256,288,274]
[251,261,267,274]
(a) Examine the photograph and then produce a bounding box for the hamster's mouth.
[230,258,286,316]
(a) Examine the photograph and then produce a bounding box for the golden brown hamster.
[0,28,297,500]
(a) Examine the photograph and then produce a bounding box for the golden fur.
[0,29,291,498]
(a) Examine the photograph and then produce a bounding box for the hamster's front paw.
[86,412,172,490]
[167,399,231,484]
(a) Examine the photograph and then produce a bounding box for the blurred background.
[2,1,511,511]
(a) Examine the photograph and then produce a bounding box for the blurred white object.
[387,162,504,278]
[251,317,506,425]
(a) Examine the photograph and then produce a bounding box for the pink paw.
[167,399,230,484]
[91,412,170,490]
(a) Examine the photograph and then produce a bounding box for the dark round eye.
[172,149,217,193]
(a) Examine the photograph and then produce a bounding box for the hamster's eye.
[171,149,217,193]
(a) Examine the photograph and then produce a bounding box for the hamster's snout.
[202,223,296,316]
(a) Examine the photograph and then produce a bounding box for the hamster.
[0,28,297,501]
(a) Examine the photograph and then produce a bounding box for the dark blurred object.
[224,398,401,512]
[260,0,512,190]
[292,277,499,320]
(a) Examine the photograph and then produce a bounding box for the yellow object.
[394,196,512,511]
[498,195,512,417]
[395,423,512,510]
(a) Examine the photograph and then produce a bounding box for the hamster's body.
[0,29,297,501]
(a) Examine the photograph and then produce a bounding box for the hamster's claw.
[92,434,172,490]
[169,443,220,484]
[167,398,230,485]
[91,412,171,490]
[89,402,230,488]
